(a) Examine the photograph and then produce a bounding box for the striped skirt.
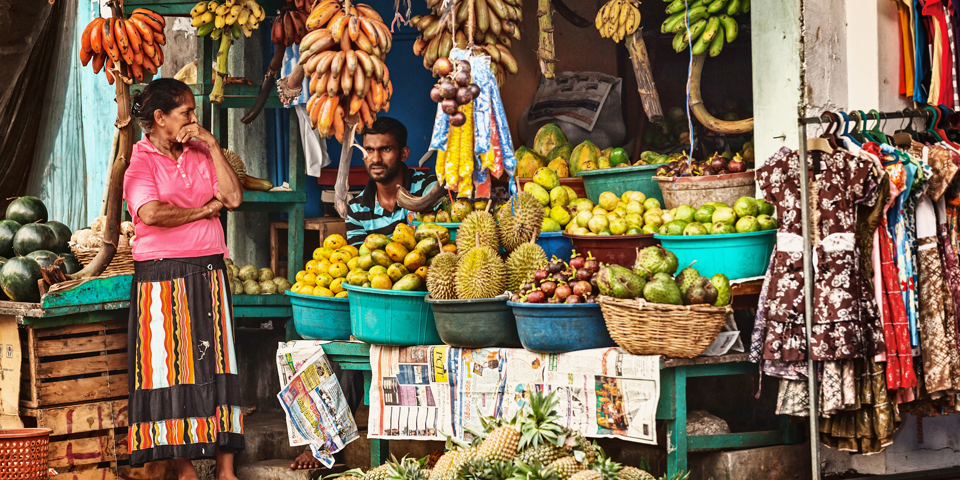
[127,255,244,466]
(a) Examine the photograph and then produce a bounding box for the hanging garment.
[916,196,957,394]
[757,148,808,362]
[810,150,877,360]
[936,198,960,354]
[915,0,931,103]
[819,358,900,454]
[887,159,921,346]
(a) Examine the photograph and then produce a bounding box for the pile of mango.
[517,123,670,178]
[414,198,490,223]
[521,167,581,232]
[291,234,357,297]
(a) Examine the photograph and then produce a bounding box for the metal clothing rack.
[795,109,929,480]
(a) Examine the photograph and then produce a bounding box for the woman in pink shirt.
[122,78,243,480]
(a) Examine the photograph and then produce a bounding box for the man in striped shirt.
[346,117,437,247]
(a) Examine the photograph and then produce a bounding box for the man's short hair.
[361,117,408,150]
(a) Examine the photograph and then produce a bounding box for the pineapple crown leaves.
[456,457,516,480]
[587,451,622,480]
[510,460,561,480]
[446,432,474,450]
[518,391,566,450]
[323,469,365,480]
[385,455,429,480]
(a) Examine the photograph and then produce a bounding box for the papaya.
[547,158,569,177]
[515,146,546,178]
[546,142,573,163]
[569,140,601,176]
[532,123,568,158]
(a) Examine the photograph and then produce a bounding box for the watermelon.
[45,221,72,253]
[26,250,60,269]
[0,256,42,302]
[5,196,48,225]
[0,219,20,258]
[0,257,6,300]
[13,223,57,256]
[61,253,82,275]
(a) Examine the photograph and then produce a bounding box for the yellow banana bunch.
[595,0,641,43]
[409,0,523,87]
[299,0,395,142]
[191,0,264,38]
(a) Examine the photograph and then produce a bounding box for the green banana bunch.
[662,0,745,56]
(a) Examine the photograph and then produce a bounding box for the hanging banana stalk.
[690,53,752,133]
[537,0,555,78]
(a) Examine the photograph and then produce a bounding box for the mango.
[392,224,417,250]
[532,123,568,157]
[524,182,551,206]
[387,263,409,282]
[562,185,578,202]
[415,237,441,257]
[369,273,393,289]
[516,146,547,177]
[364,234,391,251]
[414,266,429,280]
[549,187,569,208]
[371,249,392,267]
[403,250,426,271]
[358,254,375,270]
[392,273,424,291]
[385,242,410,263]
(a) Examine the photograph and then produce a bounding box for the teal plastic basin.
[537,231,573,262]
[285,290,351,340]
[577,164,664,205]
[342,283,441,346]
[654,230,776,280]
[410,221,459,241]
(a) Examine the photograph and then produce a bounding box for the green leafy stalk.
[210,29,234,104]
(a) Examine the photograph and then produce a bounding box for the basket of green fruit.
[596,246,733,358]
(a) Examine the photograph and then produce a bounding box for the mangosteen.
[569,254,585,270]
[573,281,593,297]
[710,154,728,171]
[430,86,442,103]
[438,80,457,99]
[727,154,746,173]
[441,98,458,115]
[525,290,546,303]
[449,112,466,127]
[702,166,718,176]
[555,283,572,301]
[454,70,471,87]
[540,281,557,297]
[433,57,454,76]
[551,272,567,283]
[576,268,592,281]
[455,87,473,105]
[565,295,582,304]
[584,256,600,274]
[510,293,521,302]
[468,83,481,98]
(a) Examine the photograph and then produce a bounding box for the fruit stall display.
[333,389,683,480]
[225,259,291,295]
[651,195,775,236]
[0,197,81,303]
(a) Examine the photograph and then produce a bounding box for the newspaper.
[526,72,618,131]
[276,341,360,467]
[368,346,660,445]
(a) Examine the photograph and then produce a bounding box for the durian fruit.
[427,252,459,300]
[505,242,547,293]
[497,192,544,253]
[455,247,506,299]
[456,211,499,253]
[223,149,247,183]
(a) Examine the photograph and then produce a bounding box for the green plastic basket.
[285,290,351,340]
[576,164,664,205]
[410,221,460,241]
[342,283,441,345]
[654,230,776,280]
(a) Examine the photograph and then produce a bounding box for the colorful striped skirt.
[127,255,244,466]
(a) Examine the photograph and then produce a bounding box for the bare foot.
[174,458,201,480]
[290,449,323,470]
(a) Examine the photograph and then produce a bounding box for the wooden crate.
[19,320,129,409]
[49,462,175,480]
[270,216,347,278]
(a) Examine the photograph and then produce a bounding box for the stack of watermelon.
[0,196,81,303]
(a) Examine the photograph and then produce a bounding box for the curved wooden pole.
[690,53,753,134]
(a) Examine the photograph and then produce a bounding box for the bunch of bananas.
[271,7,310,47]
[191,0,265,39]
[79,9,166,84]
[299,0,394,142]
[595,0,642,43]
[661,0,746,56]
[190,0,264,103]
[410,0,522,87]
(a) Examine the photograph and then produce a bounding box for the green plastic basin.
[410,221,460,241]
[654,229,776,280]
[285,290,351,340]
[426,294,522,348]
[576,164,664,205]
[342,284,441,346]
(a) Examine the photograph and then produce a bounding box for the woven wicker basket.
[599,296,733,358]
[71,244,135,276]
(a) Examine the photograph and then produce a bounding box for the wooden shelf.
[241,190,306,204]
[231,294,291,306]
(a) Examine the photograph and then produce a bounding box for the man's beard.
[369,161,402,183]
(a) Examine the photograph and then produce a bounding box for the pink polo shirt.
[123,138,229,261]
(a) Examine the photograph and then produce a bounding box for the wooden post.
[625,28,663,124]
[537,0,555,79]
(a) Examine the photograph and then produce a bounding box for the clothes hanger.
[867,109,890,145]
[856,110,879,143]
[838,111,863,147]
[894,108,920,143]
[850,111,866,143]
[937,104,960,143]
[819,111,841,150]
[923,106,944,142]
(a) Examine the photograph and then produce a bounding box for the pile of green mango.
[656,196,776,236]
[596,245,731,307]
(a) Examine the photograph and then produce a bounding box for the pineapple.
[385,457,430,480]
[516,444,568,466]
[549,457,585,480]
[431,448,477,480]
[519,390,566,451]
[569,472,602,480]
[564,431,601,464]
[477,416,521,462]
[456,456,516,480]
[364,464,395,480]
[510,461,561,480]
[617,467,654,480]
[327,469,365,480]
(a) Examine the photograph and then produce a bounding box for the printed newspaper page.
[368,346,660,445]
[276,341,360,466]
[527,72,617,130]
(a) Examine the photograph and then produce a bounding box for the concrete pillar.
[751,0,803,163]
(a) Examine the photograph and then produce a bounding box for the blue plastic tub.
[508,301,616,353]
[654,229,776,280]
[285,290,352,340]
[577,164,664,205]
[410,221,459,241]
[537,231,573,262]
[342,284,441,346]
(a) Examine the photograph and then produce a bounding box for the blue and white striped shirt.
[346,167,437,247]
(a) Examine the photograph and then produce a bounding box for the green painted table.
[315,343,800,476]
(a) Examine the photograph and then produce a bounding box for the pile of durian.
[70,216,136,249]
[427,192,548,300]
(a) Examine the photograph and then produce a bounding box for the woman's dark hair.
[361,117,408,149]
[131,78,194,133]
